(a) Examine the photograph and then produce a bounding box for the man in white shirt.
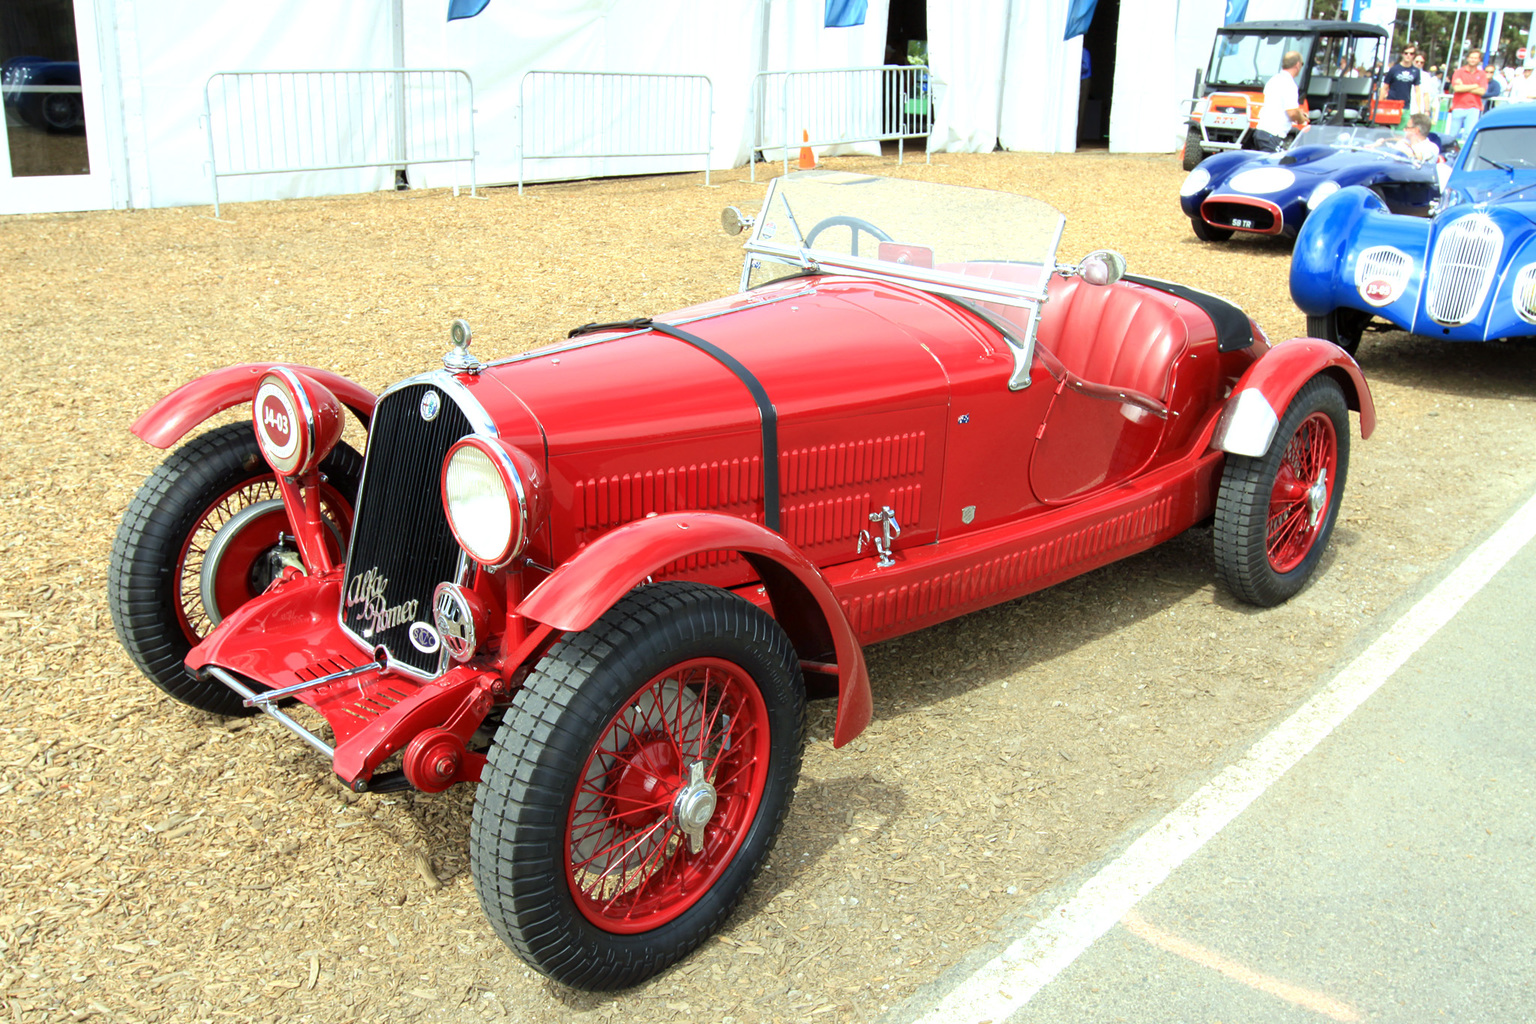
[1254,51,1306,152]
[1509,65,1536,103]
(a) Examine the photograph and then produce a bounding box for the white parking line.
[911,488,1536,1024]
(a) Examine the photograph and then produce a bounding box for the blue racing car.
[1292,104,1536,353]
[1180,124,1441,242]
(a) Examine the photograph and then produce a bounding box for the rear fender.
[1210,338,1376,457]
[517,511,872,747]
[131,363,376,449]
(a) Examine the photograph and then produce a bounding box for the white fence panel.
[516,71,713,194]
[751,65,932,181]
[203,69,477,217]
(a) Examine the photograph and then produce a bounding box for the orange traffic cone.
[798,129,816,170]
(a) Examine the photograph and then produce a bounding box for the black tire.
[41,93,82,132]
[1182,127,1205,171]
[471,581,806,990]
[1306,310,1370,356]
[1214,376,1350,607]
[108,422,362,716]
[1190,216,1233,242]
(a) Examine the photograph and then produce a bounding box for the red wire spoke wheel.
[1215,376,1350,607]
[565,657,771,933]
[109,422,361,715]
[1265,410,1339,575]
[173,475,352,643]
[472,582,805,990]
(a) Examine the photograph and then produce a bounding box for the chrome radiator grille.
[1514,264,1536,325]
[1425,215,1501,326]
[341,380,476,676]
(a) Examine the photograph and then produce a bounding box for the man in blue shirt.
[1379,45,1420,127]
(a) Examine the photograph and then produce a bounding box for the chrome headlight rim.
[441,436,534,570]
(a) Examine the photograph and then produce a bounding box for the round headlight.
[1307,181,1341,210]
[1179,168,1210,197]
[253,367,342,476]
[441,437,544,568]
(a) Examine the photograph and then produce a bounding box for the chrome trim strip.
[208,667,335,759]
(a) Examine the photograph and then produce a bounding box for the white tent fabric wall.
[399,0,890,188]
[118,0,396,209]
[1108,0,1308,154]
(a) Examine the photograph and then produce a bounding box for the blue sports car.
[1180,125,1441,242]
[1291,104,1536,354]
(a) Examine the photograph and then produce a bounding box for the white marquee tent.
[2,0,1305,216]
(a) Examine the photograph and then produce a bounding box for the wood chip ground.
[3,151,1535,1024]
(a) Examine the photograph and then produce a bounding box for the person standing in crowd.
[1380,45,1420,126]
[1484,66,1503,111]
[1254,50,1306,152]
[1509,64,1536,103]
[1446,49,1488,148]
[1414,53,1440,119]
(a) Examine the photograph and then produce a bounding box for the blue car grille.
[340,380,477,677]
[1425,215,1501,326]
[1514,265,1536,325]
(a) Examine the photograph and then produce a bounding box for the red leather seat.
[1034,276,1190,403]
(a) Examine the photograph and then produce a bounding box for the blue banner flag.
[1065,0,1098,40]
[1226,0,1249,23]
[447,0,491,21]
[826,0,867,28]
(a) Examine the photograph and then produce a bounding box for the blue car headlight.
[1179,168,1210,197]
[1307,181,1341,210]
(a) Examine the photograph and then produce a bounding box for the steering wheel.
[804,216,893,256]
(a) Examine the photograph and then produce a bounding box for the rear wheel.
[1190,216,1233,242]
[108,422,362,715]
[471,581,805,989]
[1182,127,1206,171]
[1306,310,1371,356]
[1214,376,1349,607]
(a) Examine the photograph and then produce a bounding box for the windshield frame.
[739,171,1067,389]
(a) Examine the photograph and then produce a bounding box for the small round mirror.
[721,206,753,236]
[1078,249,1127,287]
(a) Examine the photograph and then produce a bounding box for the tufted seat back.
[1033,276,1189,402]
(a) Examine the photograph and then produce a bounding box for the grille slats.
[1425,215,1501,326]
[341,381,477,676]
[1514,264,1536,324]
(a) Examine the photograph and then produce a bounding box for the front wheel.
[1190,216,1233,242]
[1306,309,1371,356]
[471,581,806,990]
[108,422,362,715]
[1214,376,1350,607]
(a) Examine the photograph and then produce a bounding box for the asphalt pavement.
[895,488,1536,1024]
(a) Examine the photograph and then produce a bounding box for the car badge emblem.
[408,622,442,654]
[961,505,976,524]
[420,390,442,421]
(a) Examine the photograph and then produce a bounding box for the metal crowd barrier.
[516,71,713,194]
[203,69,477,218]
[750,65,932,181]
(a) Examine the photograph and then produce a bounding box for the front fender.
[1210,338,1376,457]
[1296,184,1437,320]
[131,363,377,449]
[518,511,872,747]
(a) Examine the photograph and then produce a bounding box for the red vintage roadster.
[109,171,1373,989]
